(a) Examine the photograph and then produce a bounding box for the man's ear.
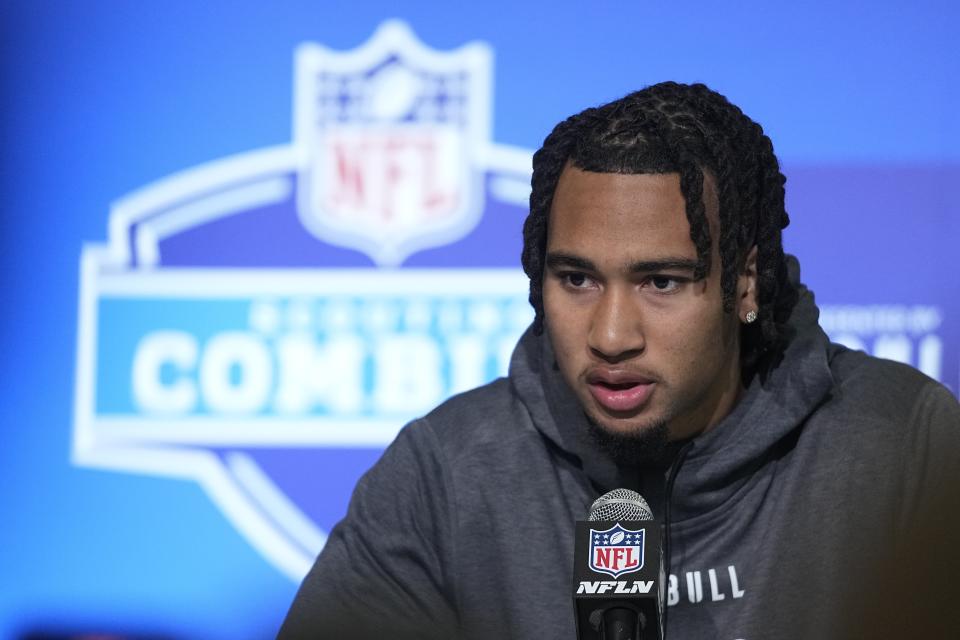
[738,245,758,321]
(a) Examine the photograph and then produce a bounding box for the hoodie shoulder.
[823,343,960,435]
[419,378,536,454]
[829,344,949,403]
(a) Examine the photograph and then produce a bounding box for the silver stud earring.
[744,310,758,324]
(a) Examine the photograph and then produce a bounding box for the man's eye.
[562,272,590,288]
[649,276,681,292]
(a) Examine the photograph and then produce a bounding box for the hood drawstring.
[661,441,693,639]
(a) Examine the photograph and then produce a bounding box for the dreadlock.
[522,82,798,370]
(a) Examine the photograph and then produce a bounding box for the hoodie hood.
[508,258,836,520]
[509,323,627,494]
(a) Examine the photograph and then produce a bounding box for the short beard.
[586,417,670,467]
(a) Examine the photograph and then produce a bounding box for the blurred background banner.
[1,2,957,639]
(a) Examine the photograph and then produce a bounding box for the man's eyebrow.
[545,253,699,273]
[545,252,596,271]
[628,258,699,273]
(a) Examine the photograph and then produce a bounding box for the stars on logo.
[591,527,643,546]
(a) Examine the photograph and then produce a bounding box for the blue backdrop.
[2,2,957,639]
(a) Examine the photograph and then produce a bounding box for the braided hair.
[522,82,798,370]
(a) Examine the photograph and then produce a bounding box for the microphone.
[573,489,663,640]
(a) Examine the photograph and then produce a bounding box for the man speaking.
[278,82,960,639]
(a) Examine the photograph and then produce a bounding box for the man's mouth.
[586,370,656,413]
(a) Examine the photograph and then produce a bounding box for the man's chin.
[586,413,670,466]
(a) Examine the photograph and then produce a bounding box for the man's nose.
[588,287,645,362]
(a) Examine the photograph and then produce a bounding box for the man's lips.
[586,369,656,413]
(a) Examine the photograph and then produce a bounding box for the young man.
[279,82,960,639]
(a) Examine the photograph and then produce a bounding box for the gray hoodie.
[279,281,960,639]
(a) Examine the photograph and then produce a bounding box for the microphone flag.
[572,519,662,639]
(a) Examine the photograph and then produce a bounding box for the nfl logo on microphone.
[589,524,646,578]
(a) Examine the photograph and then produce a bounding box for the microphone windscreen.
[588,488,654,522]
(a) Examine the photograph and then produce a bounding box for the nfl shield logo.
[73,20,535,583]
[294,20,492,266]
[589,524,646,578]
